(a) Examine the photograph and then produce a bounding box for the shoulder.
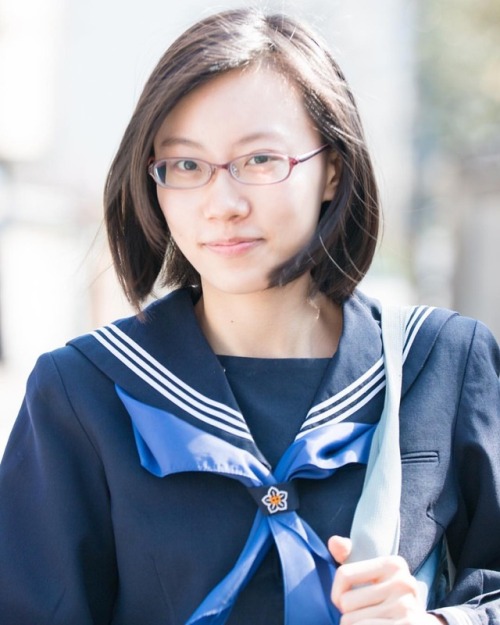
[428,311,499,373]
[22,344,134,455]
[352,290,499,381]
[353,289,497,350]
[25,346,114,414]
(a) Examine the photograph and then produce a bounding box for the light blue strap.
[348,304,408,562]
[348,304,443,608]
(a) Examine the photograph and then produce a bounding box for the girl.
[1,8,499,625]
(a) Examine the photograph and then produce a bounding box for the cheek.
[280,181,324,228]
[155,191,168,222]
[156,193,185,235]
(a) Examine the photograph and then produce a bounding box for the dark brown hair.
[104,8,379,309]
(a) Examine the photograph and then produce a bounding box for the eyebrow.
[157,131,288,151]
[157,137,203,149]
[234,131,288,146]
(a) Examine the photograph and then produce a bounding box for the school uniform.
[0,287,499,624]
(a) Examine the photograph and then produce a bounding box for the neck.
[195,277,342,358]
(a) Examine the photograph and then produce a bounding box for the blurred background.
[1,0,499,454]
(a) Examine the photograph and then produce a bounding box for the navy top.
[218,356,330,467]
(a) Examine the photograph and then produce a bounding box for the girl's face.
[153,65,339,297]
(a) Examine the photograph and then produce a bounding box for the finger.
[335,591,422,625]
[331,555,410,611]
[338,572,418,613]
[328,535,352,565]
[337,555,410,589]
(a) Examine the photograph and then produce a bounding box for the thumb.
[328,535,352,565]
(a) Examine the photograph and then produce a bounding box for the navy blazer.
[0,288,499,625]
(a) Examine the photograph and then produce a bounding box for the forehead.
[154,65,318,152]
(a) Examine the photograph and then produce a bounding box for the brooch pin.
[261,485,289,514]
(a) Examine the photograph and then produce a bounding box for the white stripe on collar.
[92,325,252,441]
[300,357,385,434]
[404,306,435,359]
[91,305,435,444]
[300,306,435,436]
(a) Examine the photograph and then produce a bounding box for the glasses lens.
[233,153,290,184]
[153,161,168,185]
[153,158,210,188]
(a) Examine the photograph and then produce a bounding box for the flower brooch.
[248,482,299,516]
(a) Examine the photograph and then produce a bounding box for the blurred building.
[411,0,500,336]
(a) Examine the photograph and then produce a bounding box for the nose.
[202,168,251,221]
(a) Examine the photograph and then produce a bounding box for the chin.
[201,277,271,297]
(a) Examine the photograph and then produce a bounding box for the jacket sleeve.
[0,352,118,624]
[432,320,500,625]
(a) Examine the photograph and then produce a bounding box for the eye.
[174,159,201,172]
[247,153,276,166]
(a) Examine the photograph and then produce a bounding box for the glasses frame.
[148,144,329,189]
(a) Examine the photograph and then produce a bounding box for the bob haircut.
[104,8,379,310]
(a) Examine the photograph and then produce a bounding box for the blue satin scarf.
[116,385,375,625]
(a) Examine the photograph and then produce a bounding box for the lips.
[202,237,262,256]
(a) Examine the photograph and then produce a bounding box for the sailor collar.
[68,288,454,465]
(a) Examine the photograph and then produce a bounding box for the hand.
[328,535,446,624]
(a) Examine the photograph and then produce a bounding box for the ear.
[322,150,342,203]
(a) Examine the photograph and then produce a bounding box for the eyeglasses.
[148,144,329,189]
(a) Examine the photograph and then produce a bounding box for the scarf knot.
[248,482,300,515]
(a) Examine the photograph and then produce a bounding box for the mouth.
[202,238,262,256]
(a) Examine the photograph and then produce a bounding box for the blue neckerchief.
[117,385,376,625]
